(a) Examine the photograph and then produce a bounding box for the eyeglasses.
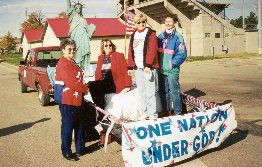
[136,21,146,24]
[104,44,112,48]
[67,48,76,53]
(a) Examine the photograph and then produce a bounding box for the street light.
[258,0,262,54]
[242,0,245,29]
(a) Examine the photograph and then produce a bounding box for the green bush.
[0,53,23,66]
[186,53,258,62]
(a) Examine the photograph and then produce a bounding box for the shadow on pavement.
[0,118,51,137]
[214,128,248,150]
[237,120,262,137]
[85,141,105,153]
[183,88,233,106]
[216,99,232,105]
[48,101,58,106]
[169,128,248,166]
[183,87,206,98]
[26,90,36,93]
[0,59,6,63]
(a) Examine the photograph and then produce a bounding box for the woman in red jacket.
[89,39,132,109]
[127,13,159,120]
[55,39,88,161]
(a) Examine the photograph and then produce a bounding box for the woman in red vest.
[89,39,132,109]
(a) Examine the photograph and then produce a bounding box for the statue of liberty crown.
[73,0,85,8]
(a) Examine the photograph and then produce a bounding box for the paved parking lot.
[180,56,262,167]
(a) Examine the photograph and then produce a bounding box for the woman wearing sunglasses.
[127,13,159,120]
[88,39,132,110]
[55,38,88,161]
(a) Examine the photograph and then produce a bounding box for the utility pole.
[25,8,28,19]
[242,0,245,29]
[258,0,262,54]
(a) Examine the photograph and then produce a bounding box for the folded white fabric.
[83,92,93,103]
[144,70,152,80]
[83,75,95,84]
[105,88,146,121]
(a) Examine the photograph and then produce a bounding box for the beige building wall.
[22,36,29,59]
[204,23,246,55]
[246,31,259,53]
[111,36,129,58]
[89,38,102,62]
[224,33,246,54]
[42,26,61,47]
[192,12,246,56]
[22,36,43,59]
[191,12,205,56]
[90,36,127,62]
[30,42,43,50]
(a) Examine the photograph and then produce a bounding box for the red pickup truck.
[18,46,61,106]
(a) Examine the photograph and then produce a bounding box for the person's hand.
[128,70,133,76]
[83,76,89,84]
[144,67,151,74]
[144,67,152,80]
[119,87,131,94]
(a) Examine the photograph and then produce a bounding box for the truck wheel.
[37,84,50,106]
[21,81,27,93]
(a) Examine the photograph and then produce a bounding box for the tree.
[245,11,258,30]
[0,31,16,52]
[58,11,68,18]
[230,11,258,30]
[20,11,45,32]
[230,16,243,28]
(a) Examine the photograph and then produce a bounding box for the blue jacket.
[158,29,187,75]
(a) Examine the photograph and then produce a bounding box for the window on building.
[205,33,211,38]
[215,33,220,38]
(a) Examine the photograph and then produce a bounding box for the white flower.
[63,87,70,92]
[73,91,79,98]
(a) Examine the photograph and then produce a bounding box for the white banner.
[122,104,237,167]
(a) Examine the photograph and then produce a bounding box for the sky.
[0,0,258,37]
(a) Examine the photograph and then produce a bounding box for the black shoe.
[76,153,83,158]
[97,142,104,148]
[171,112,181,116]
[63,153,79,161]
[76,148,90,157]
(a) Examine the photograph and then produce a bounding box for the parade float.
[86,89,237,167]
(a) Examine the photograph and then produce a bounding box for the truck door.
[23,49,34,88]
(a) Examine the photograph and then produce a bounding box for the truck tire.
[37,84,50,106]
[21,81,27,93]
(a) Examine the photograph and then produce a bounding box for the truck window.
[50,50,62,60]
[25,50,34,66]
[24,50,30,64]
[36,50,62,67]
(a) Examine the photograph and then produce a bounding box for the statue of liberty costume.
[66,0,96,75]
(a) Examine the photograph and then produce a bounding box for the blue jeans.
[59,104,85,156]
[159,74,181,114]
[135,69,158,119]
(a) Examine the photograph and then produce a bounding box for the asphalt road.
[0,56,261,167]
[180,57,262,167]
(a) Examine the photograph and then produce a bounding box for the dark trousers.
[88,80,116,110]
[59,104,85,155]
